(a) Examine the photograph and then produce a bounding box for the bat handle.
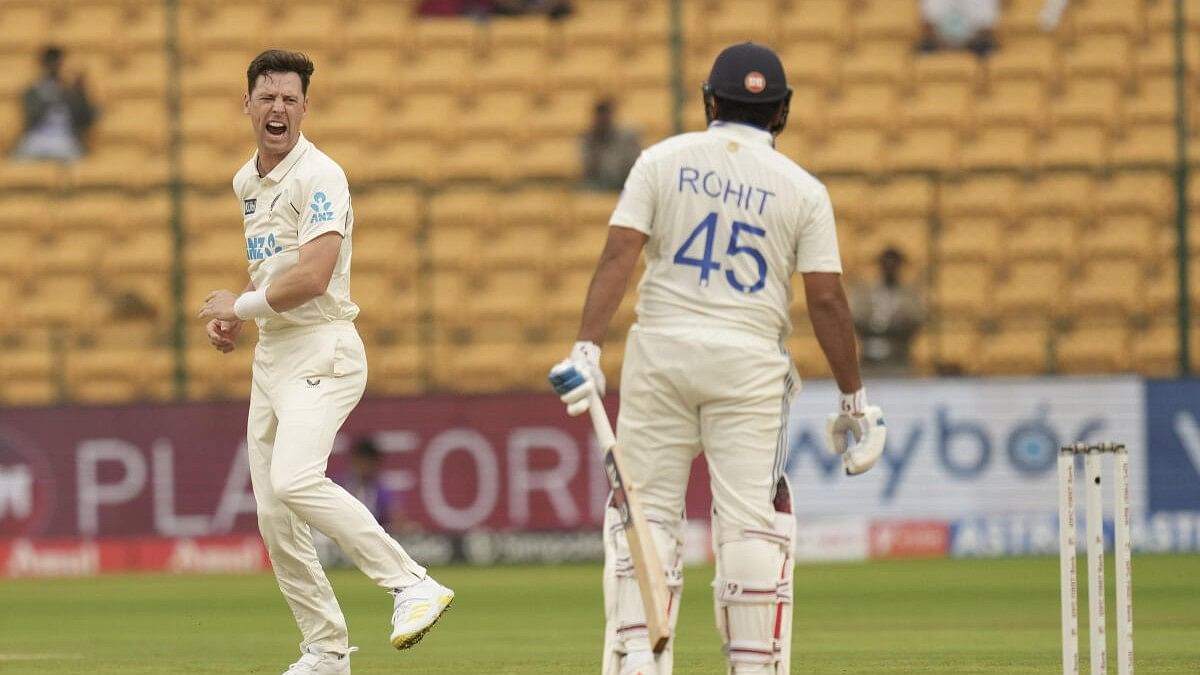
[588,391,617,450]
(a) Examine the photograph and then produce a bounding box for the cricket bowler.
[198,50,453,675]
[550,43,886,675]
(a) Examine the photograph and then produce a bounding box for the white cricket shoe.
[390,576,455,650]
[282,646,356,675]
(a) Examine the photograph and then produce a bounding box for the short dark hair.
[713,96,781,130]
[41,45,64,67]
[353,438,381,461]
[246,49,314,95]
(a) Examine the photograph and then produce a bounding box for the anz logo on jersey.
[247,233,283,261]
[309,191,335,224]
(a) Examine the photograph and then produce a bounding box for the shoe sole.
[391,594,454,650]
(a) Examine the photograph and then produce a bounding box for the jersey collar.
[707,121,775,147]
[253,133,311,183]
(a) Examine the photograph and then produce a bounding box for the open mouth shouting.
[266,120,287,137]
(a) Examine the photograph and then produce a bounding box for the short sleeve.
[297,169,351,246]
[608,152,655,235]
[794,185,844,274]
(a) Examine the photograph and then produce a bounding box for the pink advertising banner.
[0,394,714,539]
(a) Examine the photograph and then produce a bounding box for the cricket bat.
[588,391,672,653]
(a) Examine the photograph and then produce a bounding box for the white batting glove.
[547,341,605,417]
[825,388,887,475]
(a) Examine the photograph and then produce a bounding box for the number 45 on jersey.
[673,211,768,294]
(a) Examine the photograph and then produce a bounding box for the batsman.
[550,43,886,675]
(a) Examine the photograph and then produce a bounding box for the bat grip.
[588,391,617,450]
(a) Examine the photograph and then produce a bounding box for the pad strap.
[725,639,778,665]
[715,577,793,605]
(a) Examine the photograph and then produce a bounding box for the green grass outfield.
[1,556,1197,674]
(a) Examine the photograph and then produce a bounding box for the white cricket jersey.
[609,121,842,341]
[233,134,359,333]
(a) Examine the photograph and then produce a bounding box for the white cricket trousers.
[617,323,797,535]
[247,321,426,654]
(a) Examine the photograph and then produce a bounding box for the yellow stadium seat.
[181,143,247,189]
[938,216,1006,265]
[401,47,477,97]
[545,44,620,93]
[1125,74,1175,126]
[0,231,36,281]
[353,224,418,278]
[827,83,898,132]
[473,45,547,93]
[975,79,1048,132]
[784,85,829,140]
[0,347,58,406]
[48,4,125,53]
[1071,0,1145,38]
[185,344,253,401]
[341,2,411,49]
[1099,172,1174,219]
[619,88,674,145]
[887,128,960,173]
[456,91,532,142]
[555,1,627,48]
[414,17,484,53]
[554,222,608,272]
[306,93,386,144]
[1056,324,1133,374]
[496,188,571,230]
[430,190,496,230]
[33,232,106,276]
[701,0,775,45]
[468,269,547,329]
[440,139,515,182]
[994,261,1066,318]
[0,4,52,54]
[622,44,672,90]
[822,176,874,225]
[430,226,480,273]
[103,230,172,276]
[178,4,268,53]
[372,139,442,183]
[940,174,1021,220]
[987,35,1060,86]
[1135,30,1176,82]
[918,321,980,376]
[65,347,175,404]
[780,0,850,47]
[1005,216,1077,263]
[1133,319,1180,376]
[105,50,167,101]
[901,82,974,131]
[840,42,912,87]
[854,0,920,42]
[1080,214,1160,262]
[93,99,169,153]
[368,344,422,396]
[181,96,246,148]
[527,89,594,140]
[809,129,886,176]
[513,137,581,181]
[480,223,553,272]
[70,147,167,189]
[19,273,97,330]
[1050,77,1123,131]
[353,272,418,328]
[1035,124,1109,169]
[1111,123,1175,166]
[1068,259,1143,318]
[1144,261,1180,315]
[779,42,840,94]
[785,332,833,380]
[1063,34,1135,84]
[1019,174,1096,219]
[547,267,591,324]
[913,51,983,88]
[935,262,992,319]
[874,177,935,218]
[267,1,343,51]
[979,321,1052,375]
[432,340,526,393]
[999,0,1056,39]
[961,127,1035,171]
[354,188,420,233]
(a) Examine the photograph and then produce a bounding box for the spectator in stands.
[851,248,925,377]
[338,437,410,533]
[10,45,98,162]
[493,0,573,19]
[580,98,641,192]
[916,0,999,58]
[417,0,495,18]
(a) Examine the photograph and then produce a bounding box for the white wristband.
[233,287,278,320]
[839,388,867,415]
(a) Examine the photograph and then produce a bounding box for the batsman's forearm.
[809,292,864,394]
[576,261,631,346]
